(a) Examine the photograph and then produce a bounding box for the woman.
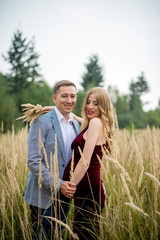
[62,87,115,239]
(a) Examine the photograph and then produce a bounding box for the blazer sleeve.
[27,116,63,192]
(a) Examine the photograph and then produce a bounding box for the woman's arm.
[71,113,83,125]
[42,106,83,125]
[71,118,102,186]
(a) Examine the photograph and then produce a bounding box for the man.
[24,80,80,239]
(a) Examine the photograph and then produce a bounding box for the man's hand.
[60,181,76,198]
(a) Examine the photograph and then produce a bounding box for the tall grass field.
[0,126,160,239]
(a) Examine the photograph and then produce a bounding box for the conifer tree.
[129,72,149,97]
[3,30,41,107]
[81,55,104,91]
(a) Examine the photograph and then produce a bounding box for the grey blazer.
[24,109,80,209]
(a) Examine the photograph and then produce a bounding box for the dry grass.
[0,126,160,239]
[100,126,160,240]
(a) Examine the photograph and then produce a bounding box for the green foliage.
[114,95,129,116]
[73,91,86,116]
[129,94,143,112]
[129,72,149,114]
[0,72,53,133]
[124,71,150,129]
[145,109,160,127]
[0,30,54,132]
[2,30,41,109]
[132,109,146,129]
[129,72,149,96]
[22,80,53,107]
[108,84,151,129]
[0,73,20,132]
[81,55,104,91]
[117,114,133,129]
[3,30,41,91]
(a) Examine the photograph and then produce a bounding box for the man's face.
[53,85,77,118]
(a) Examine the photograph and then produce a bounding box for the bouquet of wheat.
[17,103,44,126]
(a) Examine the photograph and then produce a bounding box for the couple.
[24,80,115,239]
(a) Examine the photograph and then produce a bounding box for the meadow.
[0,125,160,239]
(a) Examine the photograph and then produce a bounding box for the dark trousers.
[73,195,101,240]
[30,196,70,240]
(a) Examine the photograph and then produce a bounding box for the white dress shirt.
[55,107,76,165]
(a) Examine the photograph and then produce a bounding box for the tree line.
[0,30,160,133]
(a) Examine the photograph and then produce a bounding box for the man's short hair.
[53,80,76,95]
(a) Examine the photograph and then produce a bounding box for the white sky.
[0,0,160,111]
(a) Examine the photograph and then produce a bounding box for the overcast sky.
[0,0,160,111]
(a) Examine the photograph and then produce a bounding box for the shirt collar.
[55,107,74,123]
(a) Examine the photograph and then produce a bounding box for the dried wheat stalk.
[125,202,149,217]
[16,103,44,126]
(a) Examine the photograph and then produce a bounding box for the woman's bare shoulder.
[89,117,103,128]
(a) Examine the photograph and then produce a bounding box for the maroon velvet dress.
[63,127,106,239]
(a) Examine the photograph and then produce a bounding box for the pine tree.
[81,55,104,91]
[3,30,41,98]
[129,72,150,111]
[129,72,149,96]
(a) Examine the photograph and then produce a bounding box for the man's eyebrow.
[60,93,76,96]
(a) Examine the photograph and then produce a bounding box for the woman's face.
[86,93,100,120]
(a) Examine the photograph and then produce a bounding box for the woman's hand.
[60,181,76,198]
[72,113,83,124]
[42,106,54,114]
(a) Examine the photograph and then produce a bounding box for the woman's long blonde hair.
[81,87,115,154]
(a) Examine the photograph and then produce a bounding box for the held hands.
[60,181,76,198]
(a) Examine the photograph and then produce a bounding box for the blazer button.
[62,164,65,167]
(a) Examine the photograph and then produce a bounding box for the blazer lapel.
[72,120,80,136]
[50,109,66,162]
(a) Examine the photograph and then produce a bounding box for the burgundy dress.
[63,127,106,239]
